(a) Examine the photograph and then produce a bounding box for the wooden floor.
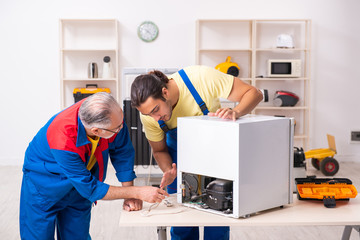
[1,162,359,240]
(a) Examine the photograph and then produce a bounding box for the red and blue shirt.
[22,100,136,210]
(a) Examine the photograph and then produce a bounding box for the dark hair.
[131,70,169,107]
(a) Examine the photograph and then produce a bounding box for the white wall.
[0,0,359,165]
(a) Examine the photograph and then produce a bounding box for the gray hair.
[79,92,120,129]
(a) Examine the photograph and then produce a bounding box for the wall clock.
[137,21,159,42]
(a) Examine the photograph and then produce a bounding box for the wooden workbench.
[119,194,359,240]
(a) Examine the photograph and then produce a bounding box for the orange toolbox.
[296,177,357,208]
[73,84,111,103]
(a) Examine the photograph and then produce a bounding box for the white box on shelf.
[177,115,294,218]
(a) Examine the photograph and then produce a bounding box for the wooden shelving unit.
[59,19,119,108]
[196,19,311,148]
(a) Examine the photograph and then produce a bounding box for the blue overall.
[19,99,136,239]
[159,69,229,240]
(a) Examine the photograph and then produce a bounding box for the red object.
[276,91,299,100]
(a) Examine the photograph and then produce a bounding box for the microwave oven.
[268,59,301,78]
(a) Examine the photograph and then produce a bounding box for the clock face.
[138,21,159,42]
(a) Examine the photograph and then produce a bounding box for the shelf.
[63,78,117,81]
[255,48,309,52]
[60,19,117,22]
[198,19,252,23]
[255,106,308,110]
[62,81,117,108]
[198,51,252,79]
[255,19,310,22]
[60,19,119,109]
[255,78,309,81]
[255,20,311,49]
[61,49,117,52]
[199,49,252,52]
[60,19,117,50]
[61,50,118,79]
[294,135,308,139]
[197,20,252,50]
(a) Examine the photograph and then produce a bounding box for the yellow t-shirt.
[140,65,234,142]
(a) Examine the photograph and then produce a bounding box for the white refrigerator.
[177,115,294,218]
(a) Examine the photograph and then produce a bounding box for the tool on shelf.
[215,56,240,77]
[73,84,111,103]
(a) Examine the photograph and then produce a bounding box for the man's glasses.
[99,121,124,134]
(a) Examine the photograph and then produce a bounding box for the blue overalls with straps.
[158,69,229,240]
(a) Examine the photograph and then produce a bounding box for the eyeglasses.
[99,121,124,134]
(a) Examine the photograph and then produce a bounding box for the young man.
[20,92,168,239]
[131,65,263,240]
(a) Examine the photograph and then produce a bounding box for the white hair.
[79,92,120,129]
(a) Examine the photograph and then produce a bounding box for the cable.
[140,196,186,217]
[146,148,154,186]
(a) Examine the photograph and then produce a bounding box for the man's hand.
[208,108,238,121]
[123,198,143,211]
[138,186,169,203]
[160,163,177,189]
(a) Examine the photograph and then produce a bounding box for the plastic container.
[73,84,111,103]
[296,177,358,208]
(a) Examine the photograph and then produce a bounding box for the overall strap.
[158,120,169,133]
[158,69,209,133]
[178,69,209,115]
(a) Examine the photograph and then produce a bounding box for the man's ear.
[90,127,100,136]
[162,87,169,99]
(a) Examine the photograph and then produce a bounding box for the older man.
[20,92,167,239]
